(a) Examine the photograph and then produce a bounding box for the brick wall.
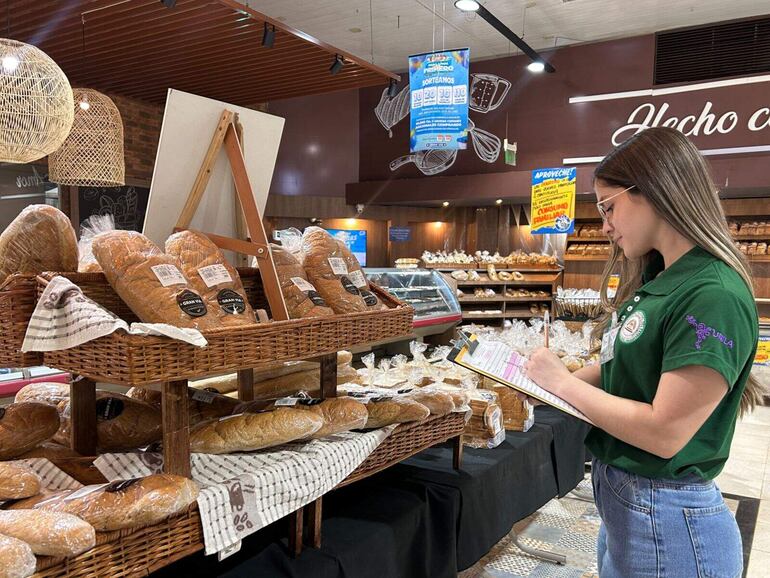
[107,93,163,183]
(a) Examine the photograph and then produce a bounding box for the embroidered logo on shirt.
[619,310,646,344]
[685,315,734,350]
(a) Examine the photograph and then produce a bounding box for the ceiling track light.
[387,78,398,98]
[262,22,275,48]
[160,0,176,8]
[329,53,344,75]
[453,1,555,73]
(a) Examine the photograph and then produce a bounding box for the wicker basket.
[33,507,202,578]
[0,274,43,367]
[36,269,413,386]
[338,411,466,487]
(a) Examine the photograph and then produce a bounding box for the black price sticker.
[307,290,327,307]
[177,290,207,317]
[340,276,361,296]
[217,289,246,314]
[360,289,378,306]
[96,398,124,421]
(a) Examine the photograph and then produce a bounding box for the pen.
[543,310,550,349]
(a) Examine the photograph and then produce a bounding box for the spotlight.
[442,201,450,207]
[495,199,503,205]
[454,0,480,11]
[79,100,90,111]
[329,54,344,75]
[527,61,545,73]
[1,55,19,73]
[387,78,398,98]
[262,22,275,48]
[160,0,176,7]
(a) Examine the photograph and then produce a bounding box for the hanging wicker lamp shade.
[49,88,125,187]
[0,38,74,163]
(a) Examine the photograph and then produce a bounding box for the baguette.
[0,510,95,557]
[0,534,36,578]
[190,408,324,454]
[294,397,369,438]
[0,403,60,459]
[165,230,256,326]
[0,463,41,501]
[125,387,240,425]
[364,397,430,429]
[14,382,70,406]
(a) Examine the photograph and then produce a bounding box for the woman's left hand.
[524,348,571,395]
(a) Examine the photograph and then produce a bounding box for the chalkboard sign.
[78,185,150,232]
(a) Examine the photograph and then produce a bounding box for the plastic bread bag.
[362,352,376,388]
[300,226,368,314]
[334,237,387,310]
[78,214,115,272]
[0,204,78,284]
[290,397,369,438]
[165,229,256,326]
[270,243,334,319]
[278,227,304,259]
[92,230,220,331]
[0,509,95,557]
[404,387,455,416]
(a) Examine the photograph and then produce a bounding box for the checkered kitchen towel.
[22,275,207,351]
[94,428,392,558]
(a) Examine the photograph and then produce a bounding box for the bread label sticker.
[105,479,141,493]
[217,289,246,314]
[291,277,316,292]
[340,276,361,296]
[328,257,348,276]
[150,264,187,287]
[96,398,124,421]
[275,397,299,406]
[308,291,328,307]
[360,289,378,307]
[0,407,4,419]
[177,290,208,317]
[198,264,233,288]
[349,270,367,288]
[296,398,323,406]
[192,389,217,404]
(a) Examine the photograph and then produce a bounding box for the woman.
[524,127,760,578]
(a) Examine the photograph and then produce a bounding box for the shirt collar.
[639,246,716,296]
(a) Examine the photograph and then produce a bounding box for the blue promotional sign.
[326,229,368,266]
[389,227,412,242]
[409,48,469,152]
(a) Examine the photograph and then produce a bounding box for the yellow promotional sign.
[531,167,576,234]
[755,336,770,366]
[607,274,620,299]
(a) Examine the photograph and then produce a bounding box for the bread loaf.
[24,509,99,556]
[0,205,78,284]
[14,475,199,532]
[0,510,95,557]
[0,403,60,459]
[125,386,162,407]
[334,239,387,310]
[190,409,323,454]
[55,392,162,451]
[271,244,334,319]
[364,397,430,429]
[14,382,70,406]
[0,534,36,578]
[189,373,240,395]
[92,230,219,330]
[165,230,256,326]
[0,463,41,500]
[16,442,80,461]
[301,227,368,314]
[406,389,455,416]
[125,386,239,425]
[294,397,369,438]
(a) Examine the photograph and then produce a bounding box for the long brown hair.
[592,127,762,415]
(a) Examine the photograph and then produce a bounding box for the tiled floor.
[462,404,770,578]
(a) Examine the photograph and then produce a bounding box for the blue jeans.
[592,459,742,578]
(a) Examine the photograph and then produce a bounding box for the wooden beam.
[70,378,97,456]
[162,379,191,478]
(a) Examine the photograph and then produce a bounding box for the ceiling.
[246,0,770,73]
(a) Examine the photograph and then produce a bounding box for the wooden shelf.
[748,255,770,262]
[458,296,507,302]
[458,296,552,303]
[426,264,562,272]
[462,312,505,320]
[734,235,770,241]
[564,255,608,262]
[456,279,559,286]
[505,310,547,319]
[568,237,610,243]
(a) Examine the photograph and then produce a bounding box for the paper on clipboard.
[449,334,593,424]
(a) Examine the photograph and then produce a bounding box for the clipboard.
[449,333,593,424]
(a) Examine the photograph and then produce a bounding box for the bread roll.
[294,397,369,438]
[0,463,40,501]
[334,239,387,311]
[406,389,455,416]
[14,382,70,406]
[55,392,162,451]
[271,244,334,319]
[15,475,198,532]
[92,230,219,330]
[301,228,368,314]
[190,409,323,454]
[0,534,36,578]
[364,397,430,429]
[0,510,95,557]
[0,403,60,459]
[0,205,78,284]
[165,230,256,326]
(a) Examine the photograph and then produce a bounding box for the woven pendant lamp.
[0,38,74,163]
[49,88,125,186]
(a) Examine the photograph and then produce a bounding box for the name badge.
[600,312,619,365]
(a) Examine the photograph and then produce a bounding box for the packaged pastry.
[165,229,256,326]
[0,204,78,284]
[270,244,334,319]
[0,510,95,557]
[92,230,219,330]
[0,402,60,459]
[301,227,368,314]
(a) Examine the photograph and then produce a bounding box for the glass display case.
[365,268,462,334]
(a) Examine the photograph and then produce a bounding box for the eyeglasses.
[596,185,635,221]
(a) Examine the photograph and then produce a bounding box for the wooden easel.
[173,108,289,321]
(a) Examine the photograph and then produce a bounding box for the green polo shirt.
[585,246,758,480]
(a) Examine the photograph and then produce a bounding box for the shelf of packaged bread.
[458,296,552,303]
[567,237,610,243]
[425,263,562,272]
[747,255,770,262]
[505,310,547,319]
[454,273,561,286]
[563,255,609,262]
[734,235,770,241]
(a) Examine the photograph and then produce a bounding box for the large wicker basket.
[33,507,202,578]
[338,411,467,487]
[35,269,413,386]
[0,273,43,367]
